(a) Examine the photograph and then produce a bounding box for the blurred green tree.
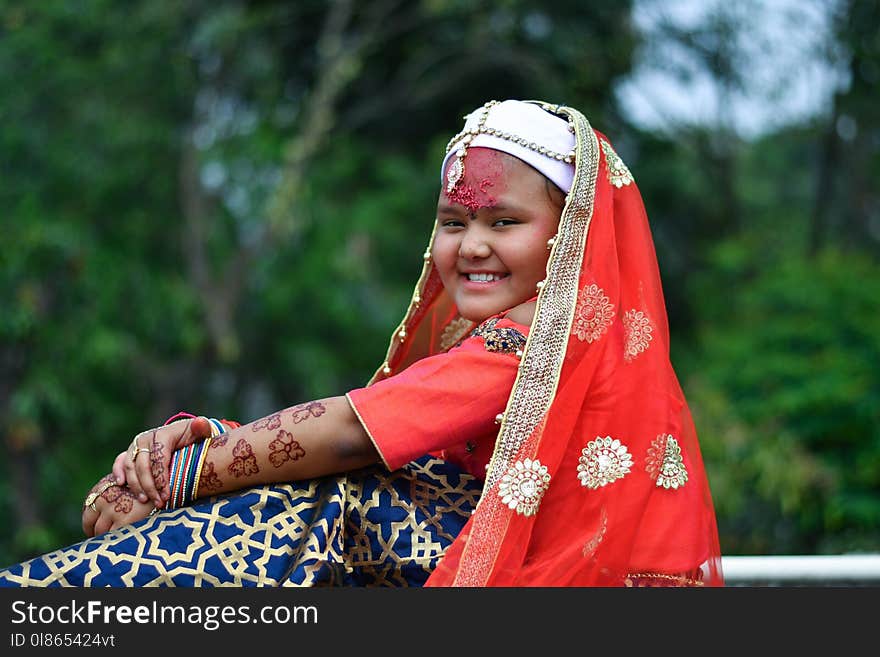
[3,0,878,569]
[0,0,635,564]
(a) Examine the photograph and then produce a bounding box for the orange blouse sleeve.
[346,318,526,471]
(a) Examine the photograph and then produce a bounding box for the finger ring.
[129,434,148,462]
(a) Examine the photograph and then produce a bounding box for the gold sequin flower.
[600,139,634,188]
[646,434,688,489]
[498,458,551,517]
[577,436,633,489]
[623,309,653,362]
[572,283,615,343]
[440,317,474,351]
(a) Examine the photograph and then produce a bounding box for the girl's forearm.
[192,396,378,499]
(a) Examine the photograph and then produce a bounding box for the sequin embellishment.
[600,139,634,188]
[440,317,475,351]
[624,571,704,587]
[498,458,550,516]
[471,317,527,355]
[572,283,615,343]
[582,506,608,558]
[646,434,688,489]
[577,436,633,489]
[622,309,653,362]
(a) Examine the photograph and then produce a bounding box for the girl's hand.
[81,475,157,538]
[111,417,213,509]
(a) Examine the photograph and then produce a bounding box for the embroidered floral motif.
[572,283,615,343]
[600,138,634,188]
[498,458,551,516]
[471,317,527,355]
[622,309,653,362]
[440,317,474,351]
[577,436,633,489]
[646,434,688,489]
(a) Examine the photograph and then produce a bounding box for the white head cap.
[441,100,576,194]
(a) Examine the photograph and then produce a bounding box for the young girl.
[0,100,723,587]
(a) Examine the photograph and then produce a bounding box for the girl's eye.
[494,219,518,227]
[441,219,464,228]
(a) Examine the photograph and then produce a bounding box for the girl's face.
[433,148,563,323]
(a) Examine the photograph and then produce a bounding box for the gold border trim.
[453,105,601,586]
[344,392,392,471]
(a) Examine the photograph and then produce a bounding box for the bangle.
[165,416,231,509]
[191,436,214,502]
[192,418,227,501]
[164,411,197,425]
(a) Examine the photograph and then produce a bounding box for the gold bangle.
[83,480,119,512]
[191,435,213,501]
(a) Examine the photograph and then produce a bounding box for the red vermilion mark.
[445,147,506,213]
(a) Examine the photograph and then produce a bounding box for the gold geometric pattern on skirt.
[0,456,480,588]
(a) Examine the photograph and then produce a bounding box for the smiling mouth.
[464,273,508,282]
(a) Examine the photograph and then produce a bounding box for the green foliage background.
[1,0,878,565]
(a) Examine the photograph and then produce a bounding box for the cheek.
[510,235,552,280]
[522,252,551,281]
[431,235,457,276]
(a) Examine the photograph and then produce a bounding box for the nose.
[459,227,492,260]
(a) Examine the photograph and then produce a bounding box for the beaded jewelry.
[444,100,576,195]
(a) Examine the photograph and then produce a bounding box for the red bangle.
[164,411,197,425]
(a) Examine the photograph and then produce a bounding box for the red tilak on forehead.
[444,148,507,213]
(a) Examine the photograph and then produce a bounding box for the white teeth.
[467,273,502,282]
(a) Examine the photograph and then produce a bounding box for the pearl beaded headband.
[442,100,577,195]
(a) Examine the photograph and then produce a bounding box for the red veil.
[368,102,723,587]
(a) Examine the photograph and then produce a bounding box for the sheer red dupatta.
[369,103,723,587]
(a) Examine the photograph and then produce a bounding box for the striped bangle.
[192,419,224,501]
[190,435,212,502]
[165,417,231,509]
[167,440,199,509]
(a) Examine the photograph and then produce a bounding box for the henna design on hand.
[87,474,116,497]
[149,431,167,489]
[289,401,326,424]
[103,485,135,514]
[210,432,229,449]
[252,412,282,432]
[268,430,306,468]
[228,438,259,478]
[200,461,223,492]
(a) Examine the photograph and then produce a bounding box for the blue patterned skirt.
[0,456,480,587]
